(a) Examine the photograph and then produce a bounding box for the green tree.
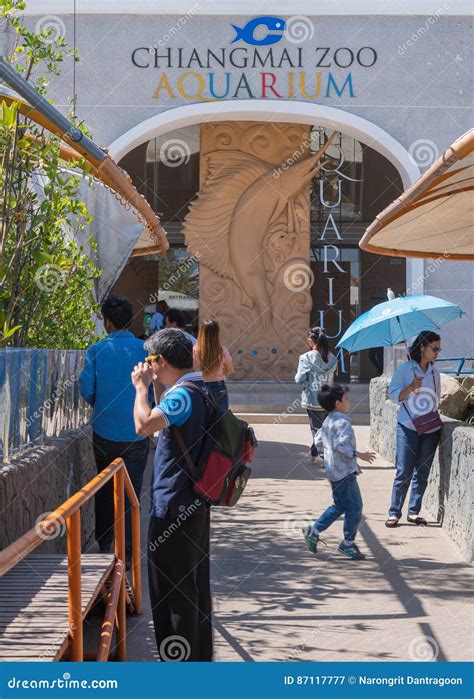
[0,0,100,348]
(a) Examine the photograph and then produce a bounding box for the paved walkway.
[106,424,472,662]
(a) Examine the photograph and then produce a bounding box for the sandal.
[407,515,428,526]
[385,517,400,528]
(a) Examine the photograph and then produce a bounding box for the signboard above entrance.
[131,15,378,102]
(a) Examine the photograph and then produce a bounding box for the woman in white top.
[193,320,234,414]
[295,327,338,463]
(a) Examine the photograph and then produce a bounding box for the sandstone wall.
[369,376,473,563]
[0,429,96,554]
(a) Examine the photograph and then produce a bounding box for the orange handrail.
[123,467,142,614]
[0,458,141,662]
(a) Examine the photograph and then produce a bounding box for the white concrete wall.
[2,10,472,359]
[424,259,473,360]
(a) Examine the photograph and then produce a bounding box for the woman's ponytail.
[307,326,329,363]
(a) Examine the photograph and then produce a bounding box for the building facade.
[15,1,473,380]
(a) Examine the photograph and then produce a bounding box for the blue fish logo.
[230,17,286,46]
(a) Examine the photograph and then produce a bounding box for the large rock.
[370,375,474,563]
[439,374,474,421]
[423,421,473,563]
[369,376,398,463]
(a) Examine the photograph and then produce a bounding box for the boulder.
[438,374,474,421]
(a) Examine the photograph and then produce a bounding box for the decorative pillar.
[184,121,321,380]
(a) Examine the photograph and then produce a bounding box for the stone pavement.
[92,423,473,662]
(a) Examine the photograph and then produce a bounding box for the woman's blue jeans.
[314,472,363,543]
[206,380,229,415]
[389,423,440,518]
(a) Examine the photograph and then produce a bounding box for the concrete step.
[235,412,370,425]
[228,380,370,423]
[228,381,370,394]
[229,395,370,404]
[231,403,369,414]
[229,393,369,405]
[230,398,369,408]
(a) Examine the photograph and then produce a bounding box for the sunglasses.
[145,354,160,365]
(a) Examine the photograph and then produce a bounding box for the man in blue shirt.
[79,294,149,562]
[132,328,213,662]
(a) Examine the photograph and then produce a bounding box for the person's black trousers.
[306,408,326,456]
[92,432,149,560]
[148,509,213,662]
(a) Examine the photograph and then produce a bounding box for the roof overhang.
[360,130,474,260]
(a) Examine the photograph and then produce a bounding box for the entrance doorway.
[113,120,405,379]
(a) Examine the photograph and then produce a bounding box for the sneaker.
[338,541,366,560]
[302,526,319,554]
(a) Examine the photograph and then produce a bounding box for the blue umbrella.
[337,295,464,352]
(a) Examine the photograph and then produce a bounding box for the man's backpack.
[172,382,257,507]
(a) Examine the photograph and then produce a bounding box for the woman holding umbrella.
[337,294,463,527]
[385,331,442,527]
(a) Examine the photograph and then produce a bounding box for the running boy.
[302,383,376,560]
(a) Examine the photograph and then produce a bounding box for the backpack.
[172,382,257,507]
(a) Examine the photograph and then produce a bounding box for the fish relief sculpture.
[183,135,335,335]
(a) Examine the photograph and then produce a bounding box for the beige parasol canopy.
[360,130,474,260]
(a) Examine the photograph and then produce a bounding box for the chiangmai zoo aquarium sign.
[130,16,378,102]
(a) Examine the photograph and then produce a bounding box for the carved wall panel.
[183,121,325,381]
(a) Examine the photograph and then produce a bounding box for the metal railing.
[0,348,90,462]
[0,458,142,662]
[384,346,473,378]
[435,357,474,376]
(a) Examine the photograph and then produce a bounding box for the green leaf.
[32,251,54,265]
[2,323,22,339]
